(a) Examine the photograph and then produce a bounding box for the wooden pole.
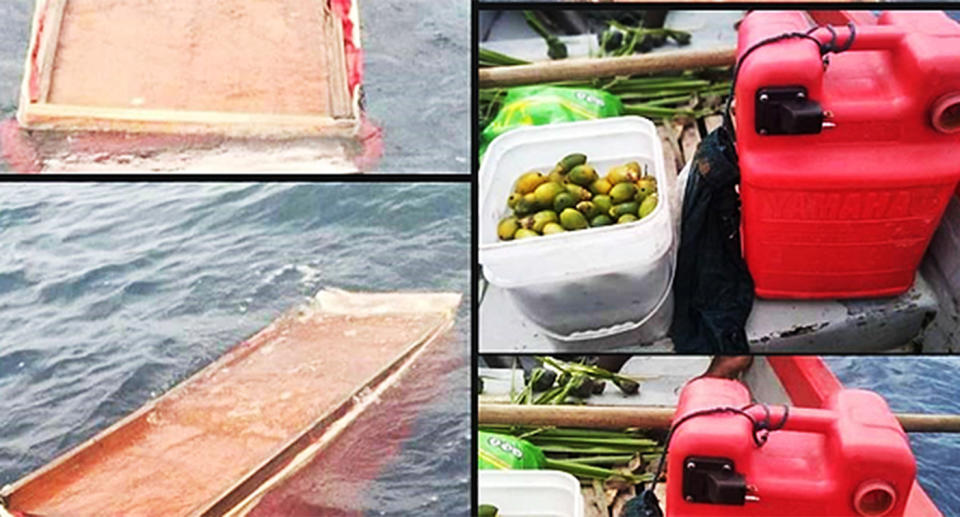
[479,404,960,433]
[478,46,737,88]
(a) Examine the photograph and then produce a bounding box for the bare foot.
[701,356,753,379]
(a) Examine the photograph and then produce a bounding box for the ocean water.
[0,0,469,173]
[0,183,471,516]
[826,356,960,516]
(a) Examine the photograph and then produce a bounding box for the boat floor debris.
[2,290,461,517]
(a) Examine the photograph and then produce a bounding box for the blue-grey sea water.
[0,0,469,173]
[826,356,960,516]
[0,183,470,516]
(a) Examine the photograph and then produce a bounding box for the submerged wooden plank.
[4,290,461,517]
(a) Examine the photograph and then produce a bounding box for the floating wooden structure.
[18,0,363,138]
[1,289,461,517]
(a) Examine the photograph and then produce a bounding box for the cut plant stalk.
[523,11,568,60]
[543,457,653,484]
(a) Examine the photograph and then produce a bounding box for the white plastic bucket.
[478,470,585,517]
[479,117,677,340]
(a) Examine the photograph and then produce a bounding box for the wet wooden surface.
[7,291,460,516]
[47,0,349,116]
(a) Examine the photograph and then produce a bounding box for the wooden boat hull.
[1,290,461,517]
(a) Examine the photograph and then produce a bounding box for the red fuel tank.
[666,378,916,516]
[735,11,960,298]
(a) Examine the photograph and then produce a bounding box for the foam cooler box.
[479,117,676,344]
[666,378,916,516]
[735,11,960,299]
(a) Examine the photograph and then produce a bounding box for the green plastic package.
[480,86,623,159]
[478,431,546,470]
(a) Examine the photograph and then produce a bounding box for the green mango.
[638,193,658,219]
[589,178,612,196]
[478,504,500,517]
[617,214,639,224]
[531,210,559,232]
[565,183,592,201]
[609,182,638,204]
[534,182,566,207]
[559,208,589,231]
[606,164,638,185]
[568,164,599,186]
[609,201,640,218]
[635,177,658,200]
[592,195,613,215]
[552,191,577,213]
[506,192,522,209]
[590,214,613,227]
[547,168,566,184]
[557,152,587,173]
[514,193,540,216]
[514,228,540,239]
[541,222,566,235]
[497,216,519,240]
[576,201,601,219]
[514,171,546,194]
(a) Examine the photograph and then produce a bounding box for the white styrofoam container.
[479,117,676,340]
[479,470,585,517]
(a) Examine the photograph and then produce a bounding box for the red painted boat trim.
[771,356,943,517]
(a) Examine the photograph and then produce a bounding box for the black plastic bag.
[670,127,754,354]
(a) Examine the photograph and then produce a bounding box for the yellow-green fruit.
[590,214,613,227]
[576,201,601,219]
[507,192,522,209]
[557,153,587,173]
[531,210,559,232]
[559,208,589,230]
[610,182,638,204]
[635,177,657,200]
[541,222,566,235]
[606,164,638,185]
[514,194,539,216]
[497,216,519,240]
[534,182,565,207]
[589,178,612,196]
[610,201,640,218]
[568,164,599,186]
[618,214,639,224]
[553,191,577,213]
[625,161,643,175]
[565,184,592,201]
[638,193,658,218]
[547,168,566,184]
[478,504,500,517]
[515,171,546,194]
[592,195,613,215]
[514,228,540,239]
